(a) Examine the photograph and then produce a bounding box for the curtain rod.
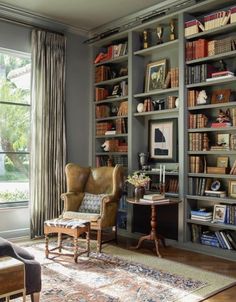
[0,15,64,36]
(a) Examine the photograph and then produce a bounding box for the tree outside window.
[0,51,31,204]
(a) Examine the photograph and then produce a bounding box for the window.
[0,50,31,206]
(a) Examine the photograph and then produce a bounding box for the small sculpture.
[137,102,144,113]
[216,109,231,124]
[138,152,149,170]
[156,26,163,44]
[197,90,208,105]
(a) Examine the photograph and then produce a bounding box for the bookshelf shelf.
[94,96,128,104]
[186,77,236,88]
[96,115,128,122]
[95,54,128,66]
[95,152,128,156]
[188,102,236,111]
[188,173,236,179]
[188,151,236,155]
[134,87,179,98]
[94,75,128,86]
[186,50,236,65]
[134,40,179,57]
[188,126,236,133]
[185,22,236,40]
[96,134,128,139]
[138,170,179,176]
[133,108,179,117]
[187,219,236,231]
[186,195,236,204]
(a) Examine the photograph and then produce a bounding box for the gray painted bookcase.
[90,0,236,260]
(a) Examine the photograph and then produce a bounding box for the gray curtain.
[30,29,66,237]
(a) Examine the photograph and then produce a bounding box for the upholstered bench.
[44,218,90,263]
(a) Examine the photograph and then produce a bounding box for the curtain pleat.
[30,29,66,237]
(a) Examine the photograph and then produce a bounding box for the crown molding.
[0,3,89,37]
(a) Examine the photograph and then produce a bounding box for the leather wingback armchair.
[61,164,124,252]
[0,237,41,302]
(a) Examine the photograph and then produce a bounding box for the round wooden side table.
[127,197,180,257]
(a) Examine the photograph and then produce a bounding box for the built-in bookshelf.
[91,0,236,259]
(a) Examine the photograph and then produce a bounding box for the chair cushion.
[63,211,100,222]
[79,193,106,214]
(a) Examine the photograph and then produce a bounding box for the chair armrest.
[61,192,84,212]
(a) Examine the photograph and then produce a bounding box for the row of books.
[201,231,236,250]
[189,156,204,174]
[164,67,179,88]
[191,224,236,250]
[166,178,179,193]
[188,177,227,197]
[94,42,128,64]
[96,105,110,118]
[185,6,236,37]
[187,90,200,107]
[95,154,128,168]
[96,118,127,136]
[188,132,209,151]
[185,36,236,61]
[190,209,213,221]
[95,65,111,83]
[185,64,216,85]
[95,81,128,101]
[189,113,208,129]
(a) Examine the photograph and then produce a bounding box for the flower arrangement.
[126,171,150,187]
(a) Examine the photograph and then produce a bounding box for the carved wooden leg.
[114,225,118,244]
[74,237,78,263]
[97,229,102,253]
[45,234,49,258]
[58,232,62,252]
[86,226,90,257]
[31,292,40,302]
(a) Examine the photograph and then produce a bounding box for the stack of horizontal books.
[190,209,213,221]
[139,193,169,203]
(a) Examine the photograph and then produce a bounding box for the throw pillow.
[79,193,105,214]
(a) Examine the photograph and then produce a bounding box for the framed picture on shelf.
[213,204,226,223]
[217,133,230,147]
[217,156,228,168]
[211,89,231,104]
[145,59,166,92]
[148,119,177,162]
[229,180,236,198]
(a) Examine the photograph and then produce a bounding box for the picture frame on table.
[229,180,236,198]
[213,204,226,223]
[148,119,177,162]
[145,59,166,92]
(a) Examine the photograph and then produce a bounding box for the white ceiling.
[0,0,166,32]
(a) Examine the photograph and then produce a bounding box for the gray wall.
[0,20,90,239]
[65,32,90,165]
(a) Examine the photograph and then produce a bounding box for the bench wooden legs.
[31,292,40,302]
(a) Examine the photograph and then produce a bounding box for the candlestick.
[163,165,165,184]
[159,164,162,184]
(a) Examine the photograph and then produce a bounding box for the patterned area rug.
[17,242,236,302]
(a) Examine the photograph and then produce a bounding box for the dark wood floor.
[116,236,236,302]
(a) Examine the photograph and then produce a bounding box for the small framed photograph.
[211,89,231,104]
[217,133,230,147]
[229,180,236,198]
[111,84,121,96]
[213,204,226,223]
[217,156,229,168]
[145,59,166,92]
